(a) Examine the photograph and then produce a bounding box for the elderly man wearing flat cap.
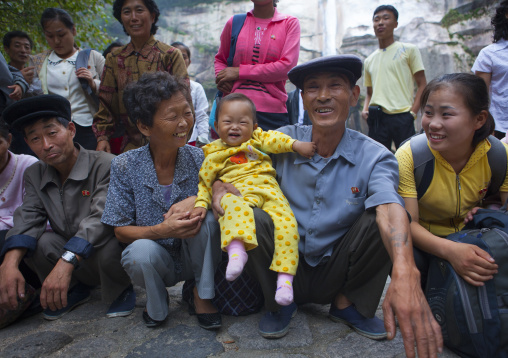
[0,94,134,320]
[212,55,442,358]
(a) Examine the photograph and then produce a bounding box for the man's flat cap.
[3,94,71,131]
[288,55,363,90]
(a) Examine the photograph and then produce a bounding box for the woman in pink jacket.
[215,0,300,131]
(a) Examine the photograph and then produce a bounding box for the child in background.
[191,93,315,306]
[171,42,210,147]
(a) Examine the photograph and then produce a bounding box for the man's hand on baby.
[190,207,207,221]
[293,140,316,158]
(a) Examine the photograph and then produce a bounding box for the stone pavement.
[0,281,459,358]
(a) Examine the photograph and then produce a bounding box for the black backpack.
[425,208,508,357]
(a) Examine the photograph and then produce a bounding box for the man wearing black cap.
[0,94,134,320]
[212,55,441,357]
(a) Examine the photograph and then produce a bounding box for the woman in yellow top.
[396,73,508,288]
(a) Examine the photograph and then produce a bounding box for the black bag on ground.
[425,208,508,358]
[182,252,264,316]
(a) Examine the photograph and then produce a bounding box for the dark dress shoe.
[142,309,167,328]
[188,295,222,330]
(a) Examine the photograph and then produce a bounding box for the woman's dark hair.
[113,0,159,36]
[40,8,75,31]
[171,41,190,59]
[0,119,10,140]
[419,73,495,148]
[215,93,257,124]
[3,31,33,50]
[273,0,279,7]
[123,72,190,128]
[103,41,124,57]
[492,0,508,42]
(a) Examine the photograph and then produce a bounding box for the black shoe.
[142,290,169,328]
[188,294,222,330]
[142,309,166,328]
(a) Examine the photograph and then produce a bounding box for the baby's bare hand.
[293,141,316,159]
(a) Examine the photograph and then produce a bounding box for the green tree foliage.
[0,0,114,54]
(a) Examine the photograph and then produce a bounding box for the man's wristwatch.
[61,251,79,268]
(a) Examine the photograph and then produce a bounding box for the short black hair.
[103,41,123,58]
[171,41,190,59]
[123,72,190,128]
[215,93,257,125]
[113,0,159,36]
[0,118,10,140]
[3,31,33,50]
[373,5,398,21]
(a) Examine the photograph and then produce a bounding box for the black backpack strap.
[486,135,507,197]
[410,133,435,200]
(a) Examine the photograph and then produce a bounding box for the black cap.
[3,94,71,131]
[288,55,363,90]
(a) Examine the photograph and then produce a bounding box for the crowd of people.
[0,0,507,357]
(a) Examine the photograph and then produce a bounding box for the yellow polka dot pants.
[219,178,299,275]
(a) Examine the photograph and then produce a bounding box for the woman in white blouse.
[30,8,105,149]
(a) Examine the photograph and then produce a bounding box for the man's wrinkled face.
[301,72,359,131]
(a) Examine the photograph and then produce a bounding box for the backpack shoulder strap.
[76,49,99,104]
[76,49,91,70]
[227,14,247,67]
[410,133,435,200]
[486,135,507,197]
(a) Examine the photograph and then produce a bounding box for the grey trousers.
[121,211,222,321]
[246,208,391,318]
[24,232,131,303]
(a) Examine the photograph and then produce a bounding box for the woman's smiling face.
[422,85,486,157]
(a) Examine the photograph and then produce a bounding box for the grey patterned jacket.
[101,144,204,271]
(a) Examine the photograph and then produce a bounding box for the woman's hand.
[75,67,96,92]
[463,206,481,224]
[154,211,202,239]
[445,242,498,286]
[217,81,233,94]
[164,196,197,219]
[216,67,239,85]
[211,181,241,220]
[189,207,207,221]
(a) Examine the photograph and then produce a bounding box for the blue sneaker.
[107,284,136,318]
[43,283,91,321]
[258,302,297,339]
[328,304,387,340]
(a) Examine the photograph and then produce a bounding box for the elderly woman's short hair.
[123,72,190,128]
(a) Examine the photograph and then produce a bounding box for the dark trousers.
[0,230,40,289]
[73,122,97,150]
[367,109,415,151]
[256,112,290,131]
[24,232,130,303]
[413,246,432,290]
[246,208,392,318]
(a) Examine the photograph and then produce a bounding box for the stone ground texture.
[0,282,459,358]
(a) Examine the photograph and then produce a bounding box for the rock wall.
[154,0,500,128]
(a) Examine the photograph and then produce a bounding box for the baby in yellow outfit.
[191,93,315,306]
